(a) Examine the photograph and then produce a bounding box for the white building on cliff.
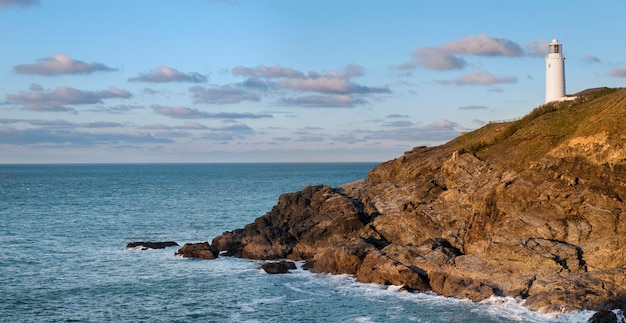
[545,39,566,103]
[545,39,579,103]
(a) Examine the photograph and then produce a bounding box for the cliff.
[206,88,626,313]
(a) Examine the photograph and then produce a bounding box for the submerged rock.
[126,241,179,250]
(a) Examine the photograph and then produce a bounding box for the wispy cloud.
[152,105,272,119]
[189,86,261,104]
[0,126,172,146]
[437,69,516,86]
[362,119,460,142]
[6,86,132,112]
[128,66,207,83]
[0,0,39,9]
[279,95,366,108]
[25,119,124,128]
[458,105,489,110]
[232,64,389,107]
[14,54,117,75]
[383,120,414,128]
[232,65,304,79]
[386,114,410,118]
[609,67,626,77]
[582,55,601,63]
[200,123,255,141]
[412,48,468,71]
[525,39,551,57]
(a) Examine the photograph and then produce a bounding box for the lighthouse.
[545,39,566,103]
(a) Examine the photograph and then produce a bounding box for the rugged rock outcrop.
[175,242,219,259]
[204,88,626,315]
[126,241,179,250]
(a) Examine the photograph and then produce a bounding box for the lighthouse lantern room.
[545,39,566,103]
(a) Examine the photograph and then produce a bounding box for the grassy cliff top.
[445,87,626,171]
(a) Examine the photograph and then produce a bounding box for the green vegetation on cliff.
[448,87,625,170]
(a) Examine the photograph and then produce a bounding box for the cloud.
[6,86,132,112]
[189,86,261,104]
[29,83,43,91]
[152,105,272,119]
[437,69,516,86]
[232,65,304,79]
[405,34,531,71]
[609,67,626,77]
[79,121,125,128]
[279,95,367,108]
[14,54,117,75]
[412,47,468,71]
[386,114,409,118]
[294,135,325,142]
[0,0,39,9]
[0,126,172,146]
[181,121,208,130]
[200,123,255,141]
[229,64,390,107]
[383,120,414,127]
[25,119,124,128]
[458,105,489,110]
[582,55,601,63]
[363,119,460,142]
[441,34,525,57]
[526,40,550,57]
[143,88,160,95]
[128,66,207,83]
[277,77,390,95]
[100,104,145,113]
[28,119,75,127]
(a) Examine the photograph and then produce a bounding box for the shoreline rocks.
[202,147,626,314]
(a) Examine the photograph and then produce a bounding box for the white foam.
[124,245,153,251]
[302,273,599,323]
[615,309,626,323]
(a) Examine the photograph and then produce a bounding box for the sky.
[1,0,625,163]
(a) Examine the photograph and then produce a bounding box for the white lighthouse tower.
[545,39,566,103]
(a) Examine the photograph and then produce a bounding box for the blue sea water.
[0,163,595,322]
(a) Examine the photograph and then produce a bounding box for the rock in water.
[126,241,179,250]
[260,261,297,274]
[588,309,618,323]
[175,242,219,260]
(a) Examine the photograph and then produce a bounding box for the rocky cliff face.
[207,88,626,314]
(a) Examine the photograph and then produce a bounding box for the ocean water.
[0,163,595,322]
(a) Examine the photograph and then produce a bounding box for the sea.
[0,163,597,322]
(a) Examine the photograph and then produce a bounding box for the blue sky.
[1,0,625,163]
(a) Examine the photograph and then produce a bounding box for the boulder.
[588,310,618,323]
[175,242,219,260]
[260,261,297,274]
